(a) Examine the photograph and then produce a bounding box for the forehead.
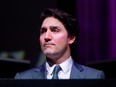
[41,17,64,27]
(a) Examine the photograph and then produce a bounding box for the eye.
[52,29,59,32]
[40,28,47,34]
[51,26,60,32]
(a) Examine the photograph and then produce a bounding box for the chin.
[45,52,58,59]
[43,50,54,55]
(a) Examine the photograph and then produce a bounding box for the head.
[39,8,79,63]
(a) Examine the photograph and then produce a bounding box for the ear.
[68,36,76,45]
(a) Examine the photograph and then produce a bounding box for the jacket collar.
[32,63,47,79]
[70,62,86,79]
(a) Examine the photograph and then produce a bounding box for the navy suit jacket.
[14,62,105,79]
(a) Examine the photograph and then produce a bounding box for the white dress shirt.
[46,56,73,79]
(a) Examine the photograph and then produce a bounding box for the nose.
[44,30,52,42]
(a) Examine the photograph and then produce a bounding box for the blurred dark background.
[0,0,116,79]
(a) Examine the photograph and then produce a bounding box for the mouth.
[44,43,55,47]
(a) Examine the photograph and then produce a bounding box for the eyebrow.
[50,26,60,29]
[40,27,46,31]
[40,26,60,30]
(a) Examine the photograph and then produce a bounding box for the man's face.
[39,17,75,59]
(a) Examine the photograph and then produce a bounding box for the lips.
[44,43,55,47]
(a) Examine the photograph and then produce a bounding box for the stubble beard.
[42,45,68,61]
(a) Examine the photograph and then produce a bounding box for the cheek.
[54,35,68,44]
[39,36,44,44]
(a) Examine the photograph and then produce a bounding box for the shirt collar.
[46,56,73,75]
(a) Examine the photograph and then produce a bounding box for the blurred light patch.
[0,50,25,60]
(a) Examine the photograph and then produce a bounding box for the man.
[14,8,105,79]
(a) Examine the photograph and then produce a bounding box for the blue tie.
[52,65,61,79]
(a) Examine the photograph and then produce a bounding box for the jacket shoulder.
[14,64,45,79]
[81,64,105,78]
[73,62,105,79]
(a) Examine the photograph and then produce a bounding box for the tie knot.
[52,65,61,79]
[54,65,61,73]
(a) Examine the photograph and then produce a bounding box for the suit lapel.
[32,63,47,79]
[70,62,86,79]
